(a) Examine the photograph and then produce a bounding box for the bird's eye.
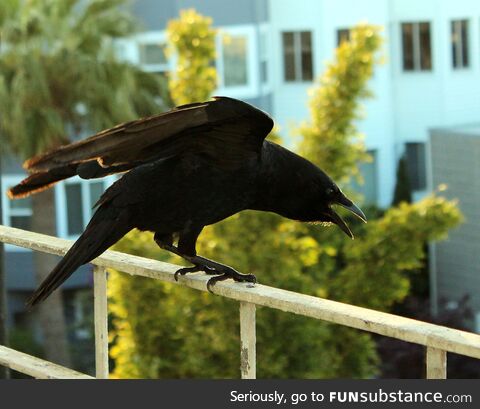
[326,187,334,196]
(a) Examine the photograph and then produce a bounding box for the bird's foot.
[174,265,216,281]
[206,267,256,293]
[173,253,256,292]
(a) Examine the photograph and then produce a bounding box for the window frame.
[405,142,427,192]
[55,176,116,241]
[259,24,271,89]
[215,25,258,98]
[281,30,314,83]
[220,34,249,88]
[401,21,433,72]
[336,28,351,47]
[451,19,470,70]
[1,174,34,252]
[134,31,170,74]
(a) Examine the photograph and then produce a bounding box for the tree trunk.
[31,189,72,367]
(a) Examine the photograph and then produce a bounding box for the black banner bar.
[0,379,478,408]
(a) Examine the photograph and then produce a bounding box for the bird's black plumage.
[8,97,366,307]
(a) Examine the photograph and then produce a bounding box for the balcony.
[1,224,480,379]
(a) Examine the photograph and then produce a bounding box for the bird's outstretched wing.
[9,97,274,198]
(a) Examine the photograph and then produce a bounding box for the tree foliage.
[0,0,166,368]
[166,9,217,106]
[392,155,413,205]
[0,0,165,157]
[298,25,379,183]
[109,21,462,378]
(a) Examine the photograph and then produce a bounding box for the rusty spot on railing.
[240,346,250,375]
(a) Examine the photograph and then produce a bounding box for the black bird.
[8,97,366,307]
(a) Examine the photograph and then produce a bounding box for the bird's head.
[314,178,367,239]
[254,143,367,237]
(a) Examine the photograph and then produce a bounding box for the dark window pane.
[300,31,313,80]
[89,182,104,209]
[282,32,295,81]
[406,143,426,190]
[261,60,268,83]
[259,32,268,83]
[461,20,469,67]
[451,21,459,68]
[223,35,248,86]
[66,183,84,235]
[139,43,167,65]
[419,22,432,70]
[10,215,32,231]
[337,29,351,46]
[9,196,32,210]
[402,23,414,71]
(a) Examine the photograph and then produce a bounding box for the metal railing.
[1,224,480,379]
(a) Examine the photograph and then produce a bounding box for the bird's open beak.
[329,195,367,239]
[338,201,367,223]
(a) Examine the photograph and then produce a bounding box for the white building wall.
[269,0,396,206]
[268,0,480,207]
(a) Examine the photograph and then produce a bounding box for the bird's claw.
[174,265,217,281]
[174,262,256,293]
[174,266,201,281]
[206,271,256,293]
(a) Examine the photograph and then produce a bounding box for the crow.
[8,97,366,307]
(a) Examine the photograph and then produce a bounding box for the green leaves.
[167,9,217,106]
[332,195,463,310]
[108,21,463,379]
[0,0,164,157]
[299,24,382,183]
[110,9,229,379]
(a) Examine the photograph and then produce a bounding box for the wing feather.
[10,97,273,198]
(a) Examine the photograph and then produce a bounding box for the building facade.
[429,126,480,325]
[2,0,480,326]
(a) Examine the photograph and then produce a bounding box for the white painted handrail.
[93,266,109,379]
[1,224,480,379]
[426,346,447,379]
[0,345,93,379]
[239,302,256,379]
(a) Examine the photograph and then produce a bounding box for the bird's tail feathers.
[26,207,131,308]
[8,164,78,199]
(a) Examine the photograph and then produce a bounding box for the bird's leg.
[153,232,216,280]
[154,231,256,291]
[172,264,219,281]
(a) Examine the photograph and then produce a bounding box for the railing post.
[239,301,256,379]
[93,266,109,379]
[426,346,447,379]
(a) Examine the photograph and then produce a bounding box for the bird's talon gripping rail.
[2,225,480,379]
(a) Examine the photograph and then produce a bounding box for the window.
[216,26,256,98]
[401,22,432,71]
[405,142,426,191]
[282,31,313,82]
[8,196,32,230]
[259,29,269,84]
[57,178,113,238]
[222,34,248,87]
[451,19,469,69]
[1,176,33,231]
[65,183,84,236]
[138,41,168,73]
[337,28,351,46]
[64,289,93,340]
[351,150,378,204]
